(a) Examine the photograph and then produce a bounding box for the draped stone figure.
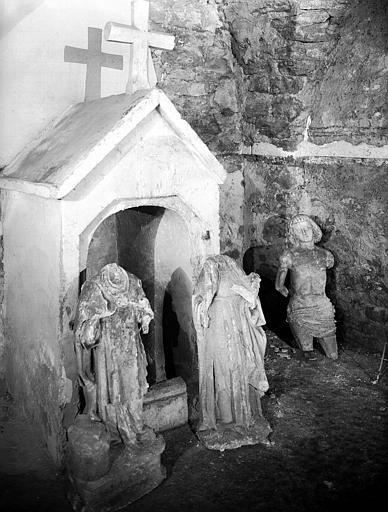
[68,263,166,511]
[275,214,338,360]
[193,255,271,451]
[74,263,154,444]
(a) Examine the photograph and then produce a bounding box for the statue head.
[99,263,130,307]
[288,214,322,247]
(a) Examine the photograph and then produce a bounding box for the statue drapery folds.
[74,263,154,445]
[193,255,271,450]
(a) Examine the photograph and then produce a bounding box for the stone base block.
[68,434,166,512]
[198,417,272,452]
[143,376,188,432]
[67,415,111,481]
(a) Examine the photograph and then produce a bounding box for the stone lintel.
[242,141,388,160]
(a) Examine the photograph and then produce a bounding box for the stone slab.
[143,376,188,432]
[198,417,272,452]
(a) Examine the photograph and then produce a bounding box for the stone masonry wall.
[152,0,387,152]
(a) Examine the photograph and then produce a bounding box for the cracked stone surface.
[150,0,387,152]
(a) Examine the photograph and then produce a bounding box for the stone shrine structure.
[0,0,227,466]
[0,85,226,463]
[67,263,165,510]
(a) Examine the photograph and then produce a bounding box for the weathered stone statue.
[193,255,271,451]
[67,263,165,512]
[74,263,154,444]
[275,215,338,360]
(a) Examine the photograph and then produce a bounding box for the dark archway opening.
[85,206,196,389]
[243,246,294,345]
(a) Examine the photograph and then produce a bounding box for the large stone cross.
[104,0,174,95]
[64,27,123,101]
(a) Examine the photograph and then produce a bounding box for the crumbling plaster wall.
[153,0,387,151]
[151,0,388,349]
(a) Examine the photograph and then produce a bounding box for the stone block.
[299,0,343,10]
[198,416,272,452]
[143,376,188,432]
[67,415,111,481]
[68,435,166,512]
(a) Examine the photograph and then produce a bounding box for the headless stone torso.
[193,255,271,450]
[288,246,332,298]
[276,215,338,360]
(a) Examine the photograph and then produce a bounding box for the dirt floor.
[1,331,387,512]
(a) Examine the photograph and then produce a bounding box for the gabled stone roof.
[0,88,226,199]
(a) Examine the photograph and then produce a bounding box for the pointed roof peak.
[0,88,226,199]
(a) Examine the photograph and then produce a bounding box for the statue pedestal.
[67,417,166,512]
[198,417,272,452]
[67,415,111,481]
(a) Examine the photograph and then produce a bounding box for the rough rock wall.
[150,0,388,350]
[244,156,388,351]
[152,0,387,152]
[308,0,388,146]
[152,0,241,153]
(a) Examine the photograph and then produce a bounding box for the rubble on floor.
[1,330,387,512]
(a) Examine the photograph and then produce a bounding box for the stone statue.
[193,255,271,451]
[275,214,338,360]
[68,263,166,512]
[74,263,154,444]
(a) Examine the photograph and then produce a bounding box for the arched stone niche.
[60,194,215,430]
[78,197,202,386]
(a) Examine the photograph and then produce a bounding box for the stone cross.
[64,27,123,102]
[104,0,175,95]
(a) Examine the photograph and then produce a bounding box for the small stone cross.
[104,0,174,95]
[64,27,123,101]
